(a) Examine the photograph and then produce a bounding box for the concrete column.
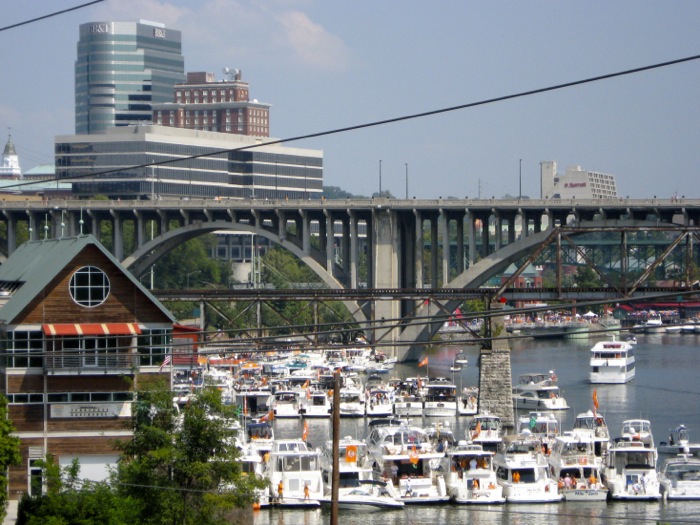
[325,211,334,274]
[467,210,476,267]
[507,214,515,244]
[430,217,438,288]
[455,214,465,274]
[519,209,528,238]
[5,214,16,254]
[372,208,399,356]
[110,210,124,260]
[277,210,286,241]
[349,212,358,288]
[340,215,350,276]
[301,210,311,255]
[493,210,502,250]
[441,212,450,285]
[413,210,423,288]
[134,210,145,248]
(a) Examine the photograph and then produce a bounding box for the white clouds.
[91,0,189,27]
[275,10,349,71]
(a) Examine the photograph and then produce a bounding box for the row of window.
[6,391,135,405]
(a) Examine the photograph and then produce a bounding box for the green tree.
[0,397,21,522]
[573,264,601,288]
[116,383,266,525]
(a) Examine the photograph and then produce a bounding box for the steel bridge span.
[2,198,699,360]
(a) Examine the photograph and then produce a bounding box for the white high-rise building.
[540,161,618,199]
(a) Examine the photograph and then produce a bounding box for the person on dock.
[277,480,284,502]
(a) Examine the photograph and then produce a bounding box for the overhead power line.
[3,52,700,191]
[0,1,105,33]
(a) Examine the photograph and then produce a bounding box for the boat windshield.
[665,463,700,481]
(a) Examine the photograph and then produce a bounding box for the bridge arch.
[396,219,679,357]
[121,221,368,327]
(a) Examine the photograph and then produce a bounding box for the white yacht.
[265,439,324,507]
[442,441,504,504]
[365,423,449,504]
[365,387,394,417]
[422,378,458,417]
[644,315,665,333]
[493,434,562,503]
[269,390,302,418]
[244,419,275,456]
[659,455,700,500]
[238,443,271,507]
[466,413,504,453]
[318,436,403,510]
[338,383,366,418]
[300,390,332,418]
[512,372,569,411]
[516,412,560,452]
[602,419,661,500]
[589,339,636,384]
[659,425,700,456]
[458,387,478,416]
[393,394,424,417]
[547,432,608,501]
[571,410,610,460]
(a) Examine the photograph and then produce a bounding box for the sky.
[1,1,699,199]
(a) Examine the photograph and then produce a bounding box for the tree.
[0,397,21,522]
[115,382,266,525]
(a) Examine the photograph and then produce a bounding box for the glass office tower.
[75,20,185,134]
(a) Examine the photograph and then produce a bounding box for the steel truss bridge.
[2,197,699,360]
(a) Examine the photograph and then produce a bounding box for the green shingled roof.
[0,234,174,325]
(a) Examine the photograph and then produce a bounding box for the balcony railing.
[45,353,139,374]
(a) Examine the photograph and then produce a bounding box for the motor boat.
[547,432,608,501]
[393,394,424,417]
[442,441,504,504]
[318,436,403,510]
[516,412,560,452]
[300,389,332,418]
[338,383,366,418]
[422,378,458,417]
[365,387,394,417]
[365,423,450,504]
[512,372,569,411]
[238,443,271,507]
[265,439,324,507]
[269,390,302,418]
[492,433,562,503]
[589,339,635,384]
[466,413,504,453]
[643,316,665,333]
[659,454,700,500]
[571,410,610,460]
[458,387,478,416]
[659,425,700,456]
[602,420,661,500]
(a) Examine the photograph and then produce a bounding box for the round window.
[68,266,110,307]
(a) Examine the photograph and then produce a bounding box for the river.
[252,332,700,525]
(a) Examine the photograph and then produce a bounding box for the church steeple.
[0,134,22,179]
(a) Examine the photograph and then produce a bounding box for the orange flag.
[592,389,599,411]
[302,420,309,442]
[345,445,358,464]
[418,357,429,367]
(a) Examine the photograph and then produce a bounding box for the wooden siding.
[15,245,171,325]
[6,374,43,393]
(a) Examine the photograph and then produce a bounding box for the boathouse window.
[138,328,171,366]
[69,266,110,307]
[29,459,43,497]
[6,330,44,368]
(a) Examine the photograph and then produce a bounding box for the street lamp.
[379,160,382,197]
[405,163,408,199]
[186,270,201,287]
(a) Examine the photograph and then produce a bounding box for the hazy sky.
[1,1,699,199]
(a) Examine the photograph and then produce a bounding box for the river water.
[252,333,700,525]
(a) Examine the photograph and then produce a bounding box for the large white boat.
[338,384,366,418]
[547,432,608,501]
[264,439,324,507]
[643,315,665,333]
[393,394,424,417]
[238,443,271,507]
[300,390,332,418]
[658,425,700,456]
[659,455,700,500]
[516,412,560,451]
[589,339,636,384]
[602,420,661,501]
[365,423,449,504]
[466,413,504,453]
[318,436,403,511]
[269,390,302,418]
[442,441,505,504]
[365,387,394,418]
[512,372,569,411]
[422,378,458,417]
[493,434,562,503]
[571,410,610,459]
[458,387,478,416]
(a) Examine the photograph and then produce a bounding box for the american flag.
[159,355,172,371]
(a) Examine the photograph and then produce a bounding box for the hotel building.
[540,161,618,199]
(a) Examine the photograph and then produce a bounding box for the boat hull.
[562,487,609,501]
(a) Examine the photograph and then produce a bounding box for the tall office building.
[75,20,185,134]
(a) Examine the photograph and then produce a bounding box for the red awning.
[42,323,141,336]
